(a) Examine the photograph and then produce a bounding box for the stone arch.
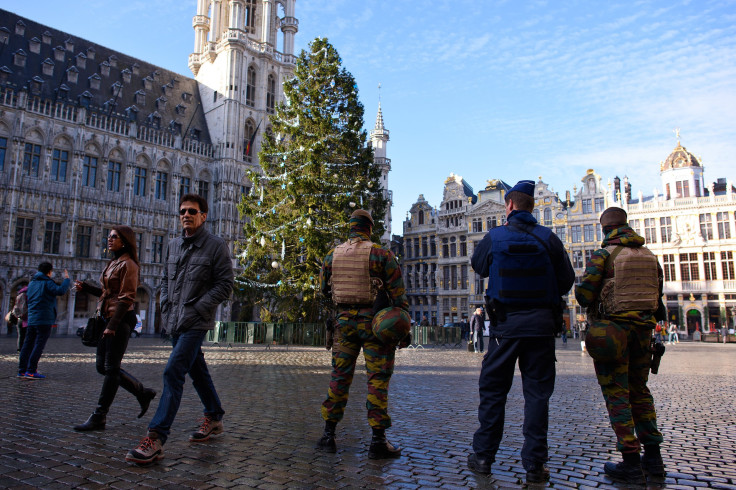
[24,127,45,143]
[52,133,73,149]
[135,152,152,169]
[155,157,171,172]
[107,146,126,162]
[83,139,102,156]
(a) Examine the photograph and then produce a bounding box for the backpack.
[13,290,28,321]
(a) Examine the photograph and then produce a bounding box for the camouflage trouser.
[593,322,663,453]
[321,313,396,429]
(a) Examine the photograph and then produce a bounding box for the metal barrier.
[207,322,465,349]
[207,322,325,348]
[408,326,464,349]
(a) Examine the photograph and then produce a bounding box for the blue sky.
[5,0,736,232]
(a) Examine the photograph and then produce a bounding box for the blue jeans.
[18,324,52,374]
[148,329,224,443]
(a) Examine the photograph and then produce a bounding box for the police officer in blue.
[467,180,574,484]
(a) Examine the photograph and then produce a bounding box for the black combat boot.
[641,444,666,477]
[368,428,401,459]
[119,369,156,418]
[604,452,646,485]
[316,421,337,453]
[73,411,106,431]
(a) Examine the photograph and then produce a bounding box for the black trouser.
[473,337,556,469]
[94,311,146,414]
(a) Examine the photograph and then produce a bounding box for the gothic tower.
[370,101,392,243]
[188,0,298,235]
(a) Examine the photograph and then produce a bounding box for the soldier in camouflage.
[316,209,409,459]
[575,207,666,484]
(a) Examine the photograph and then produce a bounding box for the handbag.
[81,314,106,347]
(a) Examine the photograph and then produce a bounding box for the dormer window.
[13,49,27,67]
[121,68,132,84]
[65,37,74,52]
[88,73,101,90]
[42,31,52,44]
[103,98,117,113]
[15,20,26,36]
[76,52,87,69]
[148,112,161,130]
[53,46,65,62]
[0,27,10,46]
[78,90,92,108]
[57,83,70,100]
[86,46,96,60]
[143,76,153,91]
[0,66,12,83]
[131,63,140,75]
[155,96,167,110]
[125,105,139,122]
[181,92,192,103]
[169,121,182,134]
[162,83,172,96]
[30,76,43,95]
[29,37,41,54]
[66,66,79,84]
[42,58,54,76]
[100,61,110,77]
[135,90,146,105]
[190,128,201,140]
[108,55,118,68]
[175,103,186,115]
[111,81,123,96]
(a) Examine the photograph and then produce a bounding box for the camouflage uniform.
[575,225,664,453]
[320,220,408,429]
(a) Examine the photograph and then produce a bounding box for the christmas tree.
[237,38,389,322]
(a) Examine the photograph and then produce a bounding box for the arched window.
[246,66,256,107]
[543,208,552,226]
[266,74,276,114]
[243,119,255,162]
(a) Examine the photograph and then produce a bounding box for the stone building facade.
[0,2,300,334]
[402,139,736,336]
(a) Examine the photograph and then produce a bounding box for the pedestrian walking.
[467,180,575,484]
[470,308,484,353]
[575,206,666,485]
[126,194,233,465]
[73,226,156,432]
[667,323,679,344]
[316,209,410,459]
[17,262,71,379]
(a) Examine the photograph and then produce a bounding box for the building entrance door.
[686,309,701,336]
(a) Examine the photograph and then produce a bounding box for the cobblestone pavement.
[2,335,735,489]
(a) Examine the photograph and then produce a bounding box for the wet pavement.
[2,335,735,489]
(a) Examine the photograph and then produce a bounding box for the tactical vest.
[599,245,659,314]
[330,239,378,306]
[487,224,558,307]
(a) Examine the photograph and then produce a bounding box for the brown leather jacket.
[98,253,139,329]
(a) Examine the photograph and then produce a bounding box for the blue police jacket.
[26,272,71,326]
[471,210,574,337]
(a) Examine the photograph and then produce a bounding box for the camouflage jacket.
[574,225,663,328]
[321,229,408,319]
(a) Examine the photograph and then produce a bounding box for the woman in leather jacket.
[73,225,156,431]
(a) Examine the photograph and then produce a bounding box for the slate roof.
[0,8,211,145]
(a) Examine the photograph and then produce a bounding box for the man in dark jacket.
[575,207,665,484]
[467,180,574,484]
[127,194,233,466]
[18,262,70,379]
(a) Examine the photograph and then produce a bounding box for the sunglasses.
[179,208,201,216]
[108,234,120,240]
